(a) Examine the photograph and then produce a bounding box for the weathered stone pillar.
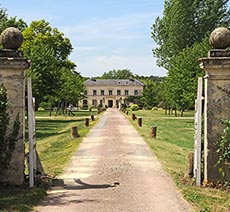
[0,27,30,185]
[199,27,230,183]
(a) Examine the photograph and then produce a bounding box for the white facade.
[80,79,144,108]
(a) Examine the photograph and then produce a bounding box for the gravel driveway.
[34,108,193,212]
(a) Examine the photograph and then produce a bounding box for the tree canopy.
[100,69,134,79]
[0,7,87,110]
[0,8,27,34]
[151,0,230,115]
[152,0,230,69]
[141,80,163,109]
[20,20,85,108]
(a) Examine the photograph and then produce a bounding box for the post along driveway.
[34,108,193,212]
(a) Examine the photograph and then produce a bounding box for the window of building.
[93,90,97,96]
[134,90,138,96]
[117,90,121,96]
[101,90,104,96]
[92,99,97,106]
[83,100,88,105]
[125,90,129,96]
[109,90,113,95]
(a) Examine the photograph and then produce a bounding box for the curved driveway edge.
[34,108,193,212]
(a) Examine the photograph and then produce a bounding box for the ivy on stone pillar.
[0,27,30,185]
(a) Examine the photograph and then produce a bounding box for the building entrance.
[108,100,113,108]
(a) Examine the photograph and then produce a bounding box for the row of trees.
[0,8,85,110]
[0,7,161,113]
[151,0,230,116]
[2,1,229,114]
[93,1,230,115]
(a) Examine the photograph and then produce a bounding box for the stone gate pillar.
[199,27,230,183]
[0,27,30,185]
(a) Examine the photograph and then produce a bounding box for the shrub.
[38,107,45,111]
[97,104,103,109]
[130,104,139,111]
[39,102,52,109]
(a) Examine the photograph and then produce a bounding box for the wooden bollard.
[138,118,142,127]
[91,114,95,121]
[150,126,157,138]
[132,114,136,120]
[85,118,89,127]
[71,126,80,138]
[184,151,194,179]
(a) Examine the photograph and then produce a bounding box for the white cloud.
[61,12,158,42]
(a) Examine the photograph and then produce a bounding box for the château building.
[80,78,144,108]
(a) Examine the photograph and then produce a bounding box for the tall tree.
[58,67,86,104]
[25,44,61,108]
[152,0,230,69]
[141,80,162,109]
[164,38,210,115]
[22,20,73,64]
[21,20,74,108]
[152,0,230,114]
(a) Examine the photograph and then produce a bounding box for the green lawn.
[125,109,230,212]
[30,110,98,176]
[0,110,98,212]
[1,109,230,212]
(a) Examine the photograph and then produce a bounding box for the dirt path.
[34,108,193,212]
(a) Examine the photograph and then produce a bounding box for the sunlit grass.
[125,109,230,212]
[0,110,99,212]
[28,110,98,176]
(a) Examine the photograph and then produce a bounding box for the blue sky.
[0,0,167,77]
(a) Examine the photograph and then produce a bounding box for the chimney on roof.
[129,77,134,82]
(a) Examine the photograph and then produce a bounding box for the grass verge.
[0,110,98,212]
[125,109,230,212]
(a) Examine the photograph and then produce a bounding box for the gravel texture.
[34,108,193,212]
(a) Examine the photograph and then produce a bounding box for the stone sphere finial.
[209,27,230,49]
[0,27,23,50]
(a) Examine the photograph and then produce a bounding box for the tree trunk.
[56,101,63,115]
[174,108,177,117]
[49,106,53,117]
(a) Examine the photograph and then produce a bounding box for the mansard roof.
[85,78,145,87]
